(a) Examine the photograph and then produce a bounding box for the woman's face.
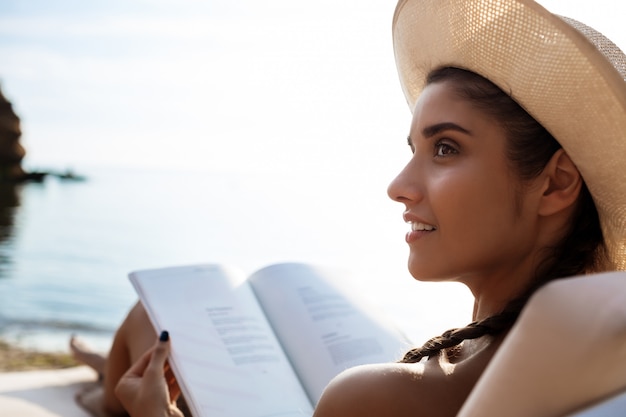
[388,81,542,288]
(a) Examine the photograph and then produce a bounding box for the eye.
[434,140,458,157]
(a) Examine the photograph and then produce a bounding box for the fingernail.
[159,330,169,342]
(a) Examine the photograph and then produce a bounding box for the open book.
[129,262,411,417]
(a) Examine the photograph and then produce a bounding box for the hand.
[115,331,184,417]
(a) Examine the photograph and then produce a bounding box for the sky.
[0,0,409,175]
[0,0,624,175]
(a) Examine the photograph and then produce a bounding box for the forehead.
[410,81,501,136]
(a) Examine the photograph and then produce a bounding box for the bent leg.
[70,335,107,377]
[101,300,157,415]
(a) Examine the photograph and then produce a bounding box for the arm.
[458,272,626,417]
[115,331,184,417]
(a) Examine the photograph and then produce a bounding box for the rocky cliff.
[0,86,25,181]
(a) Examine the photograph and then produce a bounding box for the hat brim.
[393,0,626,270]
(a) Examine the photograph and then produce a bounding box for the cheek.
[431,166,516,230]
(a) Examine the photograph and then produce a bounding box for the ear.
[537,149,582,217]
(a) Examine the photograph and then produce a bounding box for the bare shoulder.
[313,357,481,417]
[313,362,426,417]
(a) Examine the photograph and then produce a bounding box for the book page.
[248,263,411,404]
[129,264,314,417]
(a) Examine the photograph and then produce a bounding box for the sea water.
[0,165,472,354]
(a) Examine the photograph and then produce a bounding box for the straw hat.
[392,0,626,271]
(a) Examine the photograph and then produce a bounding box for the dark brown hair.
[400,67,605,363]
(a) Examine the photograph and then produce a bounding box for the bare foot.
[70,335,107,377]
[75,384,116,417]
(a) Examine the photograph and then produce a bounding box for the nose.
[387,158,422,205]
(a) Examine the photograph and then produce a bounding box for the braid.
[400,298,525,363]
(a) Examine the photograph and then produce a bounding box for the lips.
[403,215,437,244]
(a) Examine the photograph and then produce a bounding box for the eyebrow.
[422,122,471,139]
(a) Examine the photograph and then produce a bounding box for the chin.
[408,267,442,282]
[408,263,459,283]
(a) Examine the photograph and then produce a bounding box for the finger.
[125,345,155,378]
[165,364,176,384]
[165,364,181,401]
[167,379,181,402]
[145,330,171,378]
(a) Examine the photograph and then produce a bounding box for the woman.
[113,0,626,416]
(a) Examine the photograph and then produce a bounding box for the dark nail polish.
[159,330,169,342]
